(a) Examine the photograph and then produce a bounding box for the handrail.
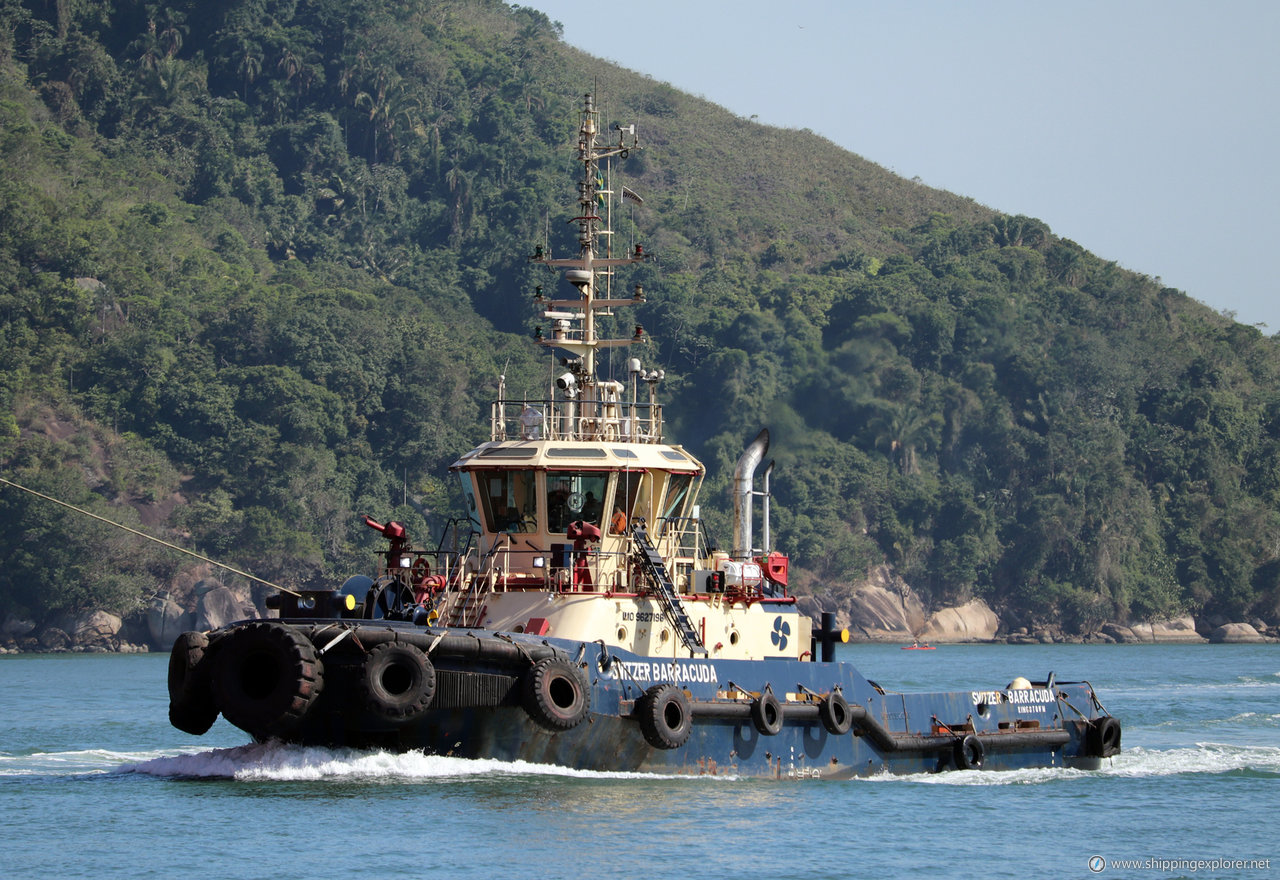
[491,396,663,443]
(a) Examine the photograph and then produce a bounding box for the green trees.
[2,0,1279,633]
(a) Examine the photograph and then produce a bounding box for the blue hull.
[177,621,1118,779]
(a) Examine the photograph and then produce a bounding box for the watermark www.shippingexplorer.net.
[1089,856,1272,873]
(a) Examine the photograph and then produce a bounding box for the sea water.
[1,643,1276,879]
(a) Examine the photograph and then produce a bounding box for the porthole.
[729,630,741,645]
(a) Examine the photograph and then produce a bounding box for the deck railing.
[490,396,664,444]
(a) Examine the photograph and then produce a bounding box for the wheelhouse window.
[476,469,538,533]
[546,470,608,533]
[459,475,481,531]
[611,469,649,534]
[660,472,695,526]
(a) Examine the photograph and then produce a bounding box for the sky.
[527,0,1280,330]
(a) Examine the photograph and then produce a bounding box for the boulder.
[1034,628,1058,644]
[195,584,256,631]
[1127,616,1206,644]
[917,599,1000,643]
[1,616,36,639]
[37,626,71,651]
[119,613,152,647]
[1100,623,1140,643]
[193,577,221,598]
[147,592,194,650]
[70,610,123,648]
[1208,622,1266,644]
[842,584,926,641]
[829,566,926,642]
[800,566,927,642]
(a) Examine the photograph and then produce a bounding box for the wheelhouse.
[450,439,706,592]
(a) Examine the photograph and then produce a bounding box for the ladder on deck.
[445,585,489,627]
[445,538,504,627]
[631,521,706,656]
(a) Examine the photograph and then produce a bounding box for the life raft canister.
[211,621,324,738]
[637,683,693,749]
[522,657,590,731]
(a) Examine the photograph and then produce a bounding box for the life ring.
[1089,716,1122,757]
[359,642,436,723]
[167,630,218,735]
[637,684,692,749]
[211,621,324,738]
[411,557,430,581]
[819,691,852,736]
[522,658,590,731]
[751,689,783,736]
[954,734,985,770]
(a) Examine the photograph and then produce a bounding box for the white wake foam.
[0,748,179,776]
[120,741,667,782]
[860,741,1280,786]
[12,739,1277,785]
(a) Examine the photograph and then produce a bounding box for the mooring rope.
[0,475,299,596]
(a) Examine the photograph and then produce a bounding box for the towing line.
[0,475,299,597]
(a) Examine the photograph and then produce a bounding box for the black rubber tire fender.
[1089,716,1122,757]
[637,683,693,749]
[359,642,436,723]
[818,691,852,736]
[212,621,323,738]
[167,630,218,736]
[522,657,590,731]
[751,689,783,736]
[954,734,985,770]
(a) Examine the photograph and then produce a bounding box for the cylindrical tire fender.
[1089,716,1122,757]
[637,684,692,749]
[818,691,852,736]
[522,658,590,732]
[212,622,323,738]
[168,630,218,736]
[751,690,783,736]
[359,642,436,723]
[954,734,985,770]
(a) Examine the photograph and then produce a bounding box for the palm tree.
[237,47,261,102]
[989,214,1047,249]
[870,403,942,476]
[157,10,187,59]
[355,72,421,163]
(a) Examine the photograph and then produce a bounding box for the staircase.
[631,521,706,655]
[445,540,504,627]
[445,585,489,627]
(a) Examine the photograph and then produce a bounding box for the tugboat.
[168,94,1122,777]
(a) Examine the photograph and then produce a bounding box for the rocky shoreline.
[4,567,1278,654]
[796,576,1279,646]
[1,567,259,655]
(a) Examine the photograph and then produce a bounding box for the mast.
[531,94,647,437]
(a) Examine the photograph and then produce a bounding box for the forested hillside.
[2,0,1279,634]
